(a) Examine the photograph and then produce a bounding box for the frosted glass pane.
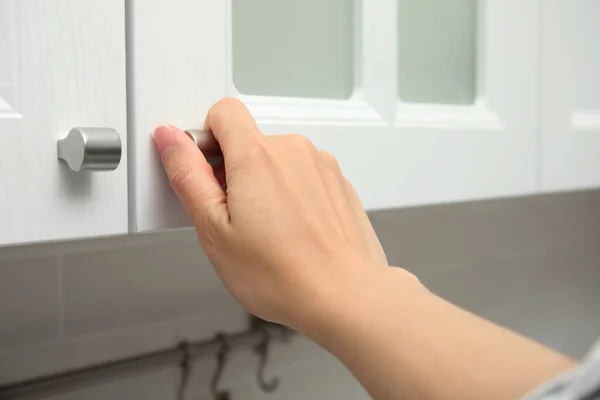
[398,0,477,104]
[232,0,354,99]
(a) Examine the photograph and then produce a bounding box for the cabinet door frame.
[540,0,600,192]
[129,0,540,233]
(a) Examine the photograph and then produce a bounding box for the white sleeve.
[524,339,600,400]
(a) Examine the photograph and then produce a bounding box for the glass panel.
[232,0,354,99]
[398,0,477,105]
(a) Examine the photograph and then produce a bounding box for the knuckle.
[189,191,226,237]
[319,150,339,168]
[195,216,221,253]
[198,208,219,237]
[207,97,249,129]
[168,164,195,193]
[287,134,315,151]
[212,97,245,114]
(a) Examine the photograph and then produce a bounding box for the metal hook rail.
[0,321,294,400]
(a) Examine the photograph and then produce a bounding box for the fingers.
[153,125,229,231]
[203,98,263,168]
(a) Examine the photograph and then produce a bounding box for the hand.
[154,99,576,400]
[153,98,392,331]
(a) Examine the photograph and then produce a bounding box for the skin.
[153,98,577,400]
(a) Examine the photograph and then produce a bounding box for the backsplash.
[1,190,599,399]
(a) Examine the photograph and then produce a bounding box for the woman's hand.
[154,98,576,400]
[153,98,396,331]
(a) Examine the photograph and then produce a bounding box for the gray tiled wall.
[0,190,599,399]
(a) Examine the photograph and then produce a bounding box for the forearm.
[302,268,577,400]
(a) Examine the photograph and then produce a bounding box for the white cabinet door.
[541,0,600,192]
[129,0,539,233]
[0,0,127,245]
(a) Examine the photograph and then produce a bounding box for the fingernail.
[153,125,180,156]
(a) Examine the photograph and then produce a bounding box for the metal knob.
[184,129,224,167]
[57,127,122,171]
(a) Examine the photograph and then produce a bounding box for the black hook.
[176,341,192,400]
[254,327,279,393]
[210,334,231,400]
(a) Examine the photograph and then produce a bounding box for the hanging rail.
[0,322,293,400]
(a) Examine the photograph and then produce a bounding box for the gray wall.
[0,191,599,399]
[375,190,600,359]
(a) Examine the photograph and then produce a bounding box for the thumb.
[153,125,229,231]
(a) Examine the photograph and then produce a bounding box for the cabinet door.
[0,0,127,245]
[129,0,539,233]
[541,0,600,191]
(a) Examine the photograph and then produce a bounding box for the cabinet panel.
[0,0,127,245]
[541,0,600,192]
[573,2,600,111]
[130,0,539,233]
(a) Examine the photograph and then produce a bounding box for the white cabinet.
[1,1,597,244]
[0,0,127,246]
[540,0,600,192]
[128,0,540,233]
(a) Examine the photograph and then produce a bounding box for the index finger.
[203,97,263,166]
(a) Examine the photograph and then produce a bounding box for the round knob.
[57,127,121,171]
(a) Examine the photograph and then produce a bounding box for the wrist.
[295,267,426,348]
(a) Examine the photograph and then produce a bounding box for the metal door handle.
[184,129,224,167]
[57,127,122,171]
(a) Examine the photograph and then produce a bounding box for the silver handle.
[184,129,224,167]
[57,127,122,171]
